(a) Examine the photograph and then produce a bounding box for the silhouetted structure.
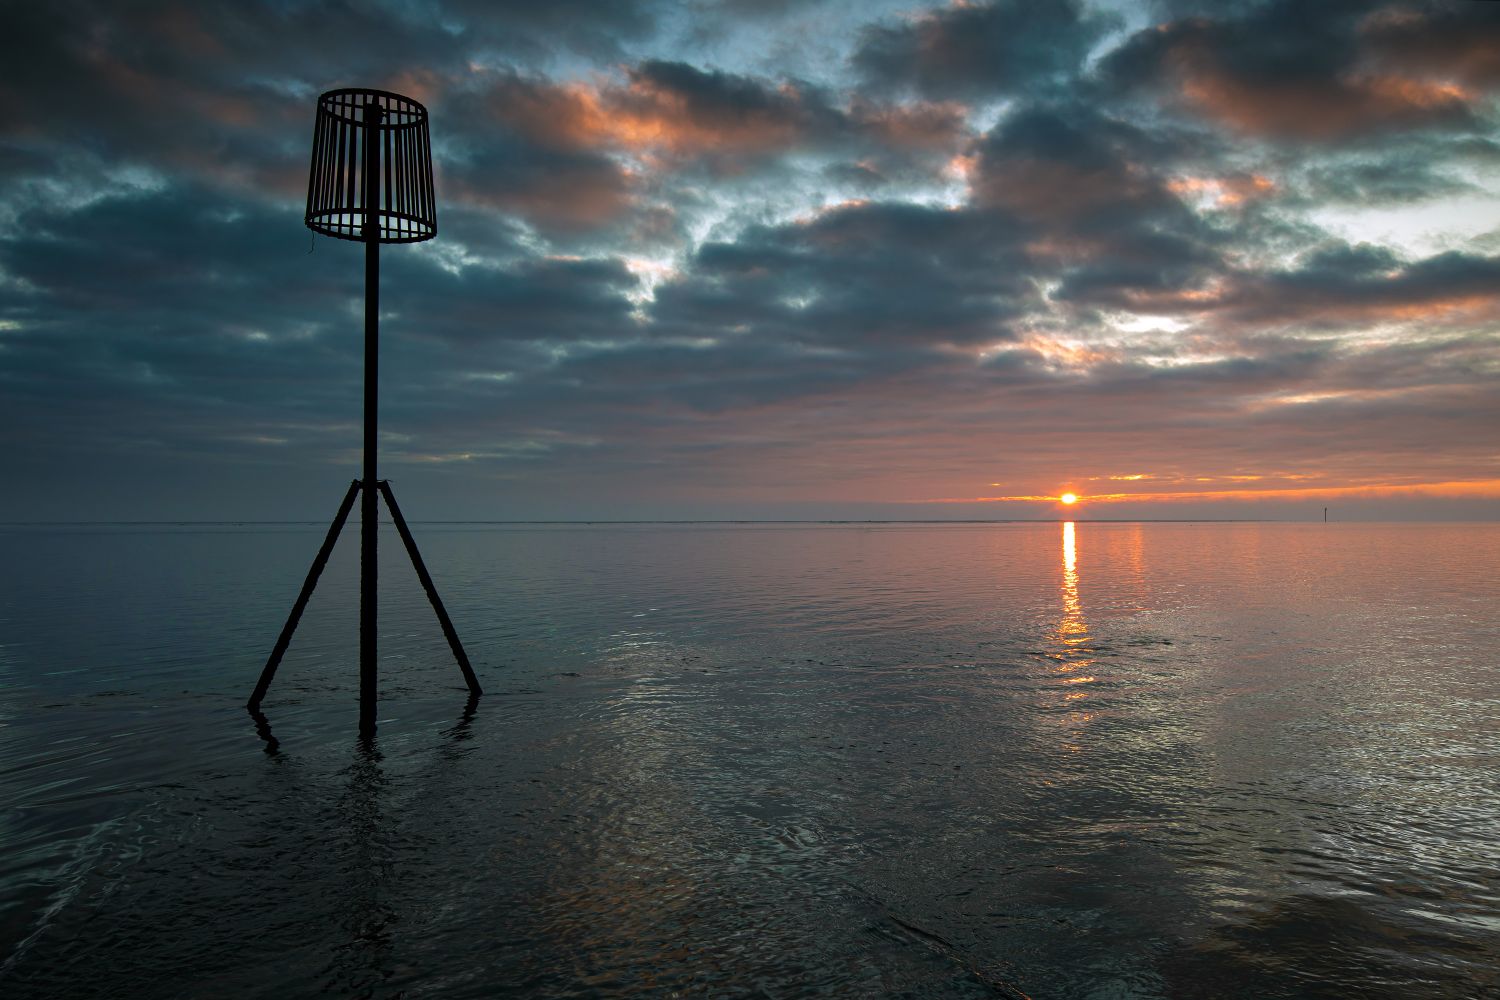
[249,88,481,735]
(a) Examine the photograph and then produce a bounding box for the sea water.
[0,521,1496,997]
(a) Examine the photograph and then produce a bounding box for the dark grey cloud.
[437,0,662,61]
[440,127,638,235]
[1295,152,1477,206]
[969,103,1227,308]
[385,252,639,350]
[1101,0,1489,142]
[972,103,1194,222]
[853,0,1116,101]
[1219,248,1500,326]
[652,200,1033,355]
[627,59,847,140]
[1362,2,1500,88]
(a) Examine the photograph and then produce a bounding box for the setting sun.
[1060,492,1078,505]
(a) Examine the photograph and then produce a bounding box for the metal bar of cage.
[303,88,436,244]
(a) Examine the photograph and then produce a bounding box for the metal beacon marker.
[248,88,481,737]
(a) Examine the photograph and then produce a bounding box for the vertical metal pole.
[360,100,381,737]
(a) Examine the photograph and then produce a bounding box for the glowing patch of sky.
[1307,189,1500,258]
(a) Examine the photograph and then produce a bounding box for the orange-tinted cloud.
[1097,250,1500,327]
[607,69,812,160]
[1177,64,1470,140]
[929,479,1500,505]
[1363,6,1500,87]
[1109,14,1479,141]
[976,154,1158,223]
[477,71,797,162]
[476,63,969,169]
[445,163,637,232]
[1166,173,1274,207]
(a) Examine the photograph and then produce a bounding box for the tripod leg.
[377,480,482,697]
[248,479,362,710]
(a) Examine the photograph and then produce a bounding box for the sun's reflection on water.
[1054,521,1098,729]
[1058,522,1091,664]
[1061,521,1083,643]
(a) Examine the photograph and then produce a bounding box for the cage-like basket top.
[305,88,436,244]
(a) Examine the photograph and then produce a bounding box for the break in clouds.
[1,0,1498,519]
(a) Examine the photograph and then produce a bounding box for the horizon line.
[2,517,1490,527]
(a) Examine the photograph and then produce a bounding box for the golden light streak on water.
[1055,521,1098,737]
[1060,521,1088,651]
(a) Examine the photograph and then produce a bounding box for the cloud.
[1363,3,1500,89]
[466,60,970,168]
[853,0,1116,100]
[1104,2,1484,141]
[972,104,1186,223]
[1103,242,1500,327]
[968,103,1226,309]
[1294,150,1480,205]
[440,130,639,233]
[1228,248,1500,325]
[651,198,1033,355]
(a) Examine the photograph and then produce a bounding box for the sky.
[1,0,1498,522]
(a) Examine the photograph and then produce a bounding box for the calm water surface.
[0,521,1496,998]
